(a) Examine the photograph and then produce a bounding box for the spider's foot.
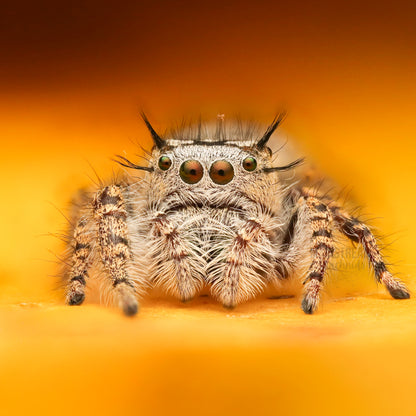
[381,272,410,300]
[67,291,85,306]
[301,297,315,314]
[388,286,410,300]
[301,279,321,315]
[222,303,236,310]
[66,276,86,306]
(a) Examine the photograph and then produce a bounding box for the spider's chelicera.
[64,112,410,316]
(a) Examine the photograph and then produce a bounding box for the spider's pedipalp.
[149,213,204,301]
[211,218,269,309]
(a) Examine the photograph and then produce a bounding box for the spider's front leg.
[298,192,336,314]
[282,187,410,314]
[66,185,139,316]
[66,214,95,307]
[331,206,410,300]
[93,185,139,315]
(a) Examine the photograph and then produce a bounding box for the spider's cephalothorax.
[65,113,410,316]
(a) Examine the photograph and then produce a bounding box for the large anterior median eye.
[179,160,204,184]
[242,156,257,171]
[209,160,234,185]
[158,156,172,171]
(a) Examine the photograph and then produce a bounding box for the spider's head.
[115,113,304,208]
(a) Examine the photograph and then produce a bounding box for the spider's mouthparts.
[165,200,244,214]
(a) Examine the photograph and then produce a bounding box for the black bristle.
[263,157,305,173]
[140,112,165,149]
[113,155,153,172]
[256,112,287,149]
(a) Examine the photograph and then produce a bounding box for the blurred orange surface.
[1,294,416,416]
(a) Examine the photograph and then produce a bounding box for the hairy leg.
[278,188,336,313]
[331,206,410,299]
[298,191,335,314]
[276,188,334,314]
[66,216,94,306]
[93,185,139,316]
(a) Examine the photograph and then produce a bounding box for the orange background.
[0,1,416,415]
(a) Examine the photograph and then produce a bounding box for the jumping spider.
[64,113,410,316]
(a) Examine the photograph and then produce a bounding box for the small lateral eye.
[242,156,257,172]
[158,156,172,171]
[209,160,234,185]
[180,160,204,184]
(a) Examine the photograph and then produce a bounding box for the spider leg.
[93,185,139,316]
[299,192,335,314]
[277,188,336,313]
[331,206,410,299]
[66,216,94,306]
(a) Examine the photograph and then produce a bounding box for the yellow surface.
[1,293,416,416]
[1,1,416,415]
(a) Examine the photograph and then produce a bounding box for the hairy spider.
[64,113,410,316]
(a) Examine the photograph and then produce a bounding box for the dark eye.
[158,156,172,171]
[209,160,234,185]
[179,160,204,184]
[242,156,257,172]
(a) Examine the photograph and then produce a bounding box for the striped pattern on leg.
[94,185,138,316]
[331,207,410,300]
[66,217,93,306]
[301,194,335,314]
